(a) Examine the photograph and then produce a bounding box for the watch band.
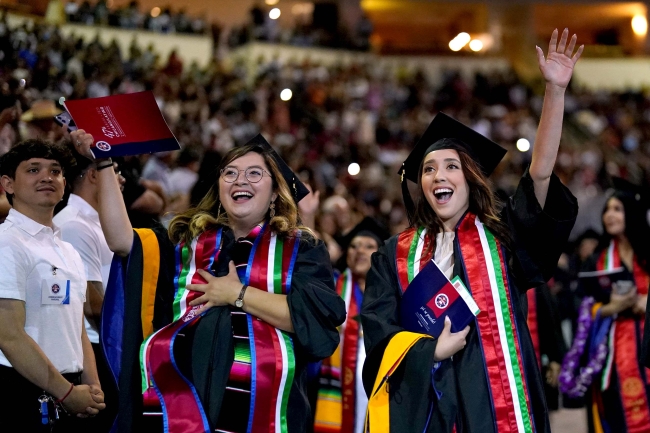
[235,284,248,308]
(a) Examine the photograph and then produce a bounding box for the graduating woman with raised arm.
[360,29,582,433]
[67,132,346,433]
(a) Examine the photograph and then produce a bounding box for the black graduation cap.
[399,112,507,222]
[610,177,647,204]
[340,217,391,249]
[335,217,391,272]
[244,134,310,203]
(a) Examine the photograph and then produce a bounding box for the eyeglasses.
[220,166,272,184]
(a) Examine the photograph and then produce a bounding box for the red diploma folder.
[64,91,180,158]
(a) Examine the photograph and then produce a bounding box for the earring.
[269,202,276,218]
[217,203,223,218]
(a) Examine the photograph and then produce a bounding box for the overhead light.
[265,0,279,5]
[449,40,463,52]
[150,7,161,18]
[516,138,531,152]
[269,8,281,20]
[348,163,361,176]
[280,88,292,101]
[469,39,483,52]
[632,14,648,36]
[455,32,471,46]
[449,32,471,52]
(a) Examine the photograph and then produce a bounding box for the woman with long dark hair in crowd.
[565,179,650,433]
[68,131,346,433]
[360,29,581,432]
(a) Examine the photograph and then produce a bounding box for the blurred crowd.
[62,0,208,35]
[0,17,648,275]
[227,4,373,51]
[51,0,371,50]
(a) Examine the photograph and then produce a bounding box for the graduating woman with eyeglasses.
[360,29,582,433]
[68,131,346,433]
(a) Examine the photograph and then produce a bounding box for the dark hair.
[0,139,74,205]
[411,143,511,251]
[601,192,650,274]
[168,143,312,244]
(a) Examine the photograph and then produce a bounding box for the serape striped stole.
[314,269,363,433]
[138,224,301,433]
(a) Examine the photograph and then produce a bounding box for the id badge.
[41,280,70,305]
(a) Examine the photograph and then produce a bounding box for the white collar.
[5,208,60,237]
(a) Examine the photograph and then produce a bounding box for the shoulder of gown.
[287,237,347,360]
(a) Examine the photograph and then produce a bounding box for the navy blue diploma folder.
[400,259,480,338]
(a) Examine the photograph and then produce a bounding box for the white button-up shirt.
[0,209,86,373]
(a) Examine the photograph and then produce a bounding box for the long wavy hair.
[411,143,512,251]
[169,143,312,244]
[600,192,650,274]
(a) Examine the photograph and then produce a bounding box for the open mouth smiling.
[433,187,453,204]
[231,191,254,202]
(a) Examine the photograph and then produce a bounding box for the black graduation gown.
[361,169,578,433]
[111,226,346,432]
[524,283,566,411]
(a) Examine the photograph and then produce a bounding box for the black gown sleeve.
[150,225,178,330]
[287,238,347,361]
[536,283,566,364]
[506,167,578,290]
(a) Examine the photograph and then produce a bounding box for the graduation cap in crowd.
[340,217,391,250]
[610,177,648,205]
[336,217,391,271]
[244,134,310,203]
[399,112,507,222]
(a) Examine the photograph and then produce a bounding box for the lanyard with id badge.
[42,266,70,305]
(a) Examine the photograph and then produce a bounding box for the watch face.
[235,299,243,308]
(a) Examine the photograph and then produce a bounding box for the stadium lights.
[269,8,281,19]
[632,14,648,36]
[449,32,471,52]
[265,0,280,5]
[516,138,531,152]
[348,163,361,176]
[469,39,484,52]
[280,88,293,101]
[151,7,161,18]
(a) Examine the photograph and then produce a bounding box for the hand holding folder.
[400,259,480,339]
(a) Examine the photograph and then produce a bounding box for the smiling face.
[346,235,380,280]
[420,148,470,231]
[218,152,277,231]
[1,158,65,212]
[603,197,625,237]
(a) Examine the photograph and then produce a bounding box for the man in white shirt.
[53,152,123,431]
[0,139,105,431]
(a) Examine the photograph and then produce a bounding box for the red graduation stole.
[597,240,650,432]
[526,288,541,367]
[396,213,536,433]
[314,270,364,433]
[140,225,301,433]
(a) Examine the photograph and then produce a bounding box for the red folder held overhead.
[64,91,180,158]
